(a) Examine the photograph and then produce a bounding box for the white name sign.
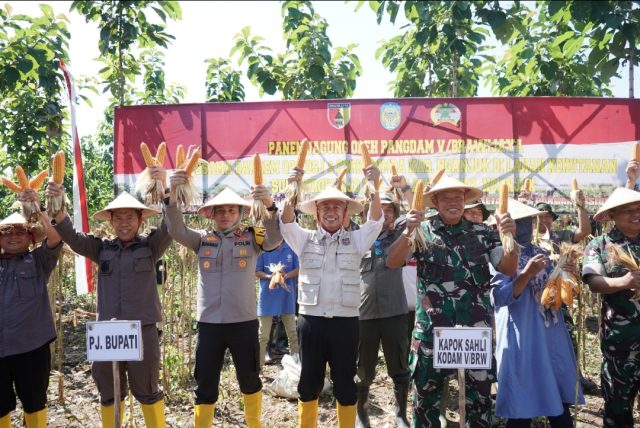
[86,320,143,362]
[432,327,492,369]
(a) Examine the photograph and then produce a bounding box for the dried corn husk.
[285,139,310,206]
[175,148,202,207]
[251,153,269,224]
[541,242,582,309]
[268,262,289,291]
[498,184,518,254]
[135,142,166,205]
[408,180,428,252]
[607,244,640,300]
[389,165,404,203]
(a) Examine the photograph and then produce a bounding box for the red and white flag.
[59,60,94,295]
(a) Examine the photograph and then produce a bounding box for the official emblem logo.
[380,102,401,130]
[204,249,212,256]
[430,103,461,127]
[238,259,247,269]
[327,102,351,129]
[203,260,211,269]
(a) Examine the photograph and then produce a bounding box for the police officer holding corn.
[164,170,282,428]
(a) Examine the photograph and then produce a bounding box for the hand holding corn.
[135,142,168,205]
[2,166,49,222]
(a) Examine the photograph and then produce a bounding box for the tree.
[71,0,182,106]
[485,2,616,96]
[367,1,495,97]
[0,4,70,175]
[231,1,361,100]
[205,58,245,102]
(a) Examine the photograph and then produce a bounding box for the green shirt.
[413,215,503,351]
[582,227,640,356]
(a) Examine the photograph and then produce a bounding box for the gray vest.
[298,229,361,318]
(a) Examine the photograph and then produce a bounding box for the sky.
[6,1,640,141]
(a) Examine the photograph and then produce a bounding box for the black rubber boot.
[355,386,371,428]
[393,382,410,428]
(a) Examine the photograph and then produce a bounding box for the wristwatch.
[266,202,278,212]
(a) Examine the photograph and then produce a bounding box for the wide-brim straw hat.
[94,192,160,221]
[464,200,491,221]
[197,187,252,218]
[594,187,640,222]
[0,212,45,242]
[488,198,541,225]
[424,175,483,208]
[299,186,363,216]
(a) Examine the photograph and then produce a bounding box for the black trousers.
[357,314,410,387]
[194,320,261,404]
[297,315,358,405]
[0,343,51,416]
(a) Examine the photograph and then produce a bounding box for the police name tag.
[86,320,143,362]
[432,327,492,369]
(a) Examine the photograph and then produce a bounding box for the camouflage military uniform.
[411,216,503,428]
[583,227,640,428]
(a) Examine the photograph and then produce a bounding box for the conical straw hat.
[0,212,45,242]
[298,186,363,216]
[94,192,160,221]
[488,198,541,225]
[424,175,483,208]
[197,187,252,218]
[594,187,640,222]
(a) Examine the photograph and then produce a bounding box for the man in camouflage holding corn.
[582,187,640,428]
[387,175,518,427]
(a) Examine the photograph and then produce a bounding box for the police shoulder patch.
[252,226,266,246]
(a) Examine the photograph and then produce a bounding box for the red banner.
[114,97,640,203]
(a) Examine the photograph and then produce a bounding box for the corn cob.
[523,178,532,192]
[176,145,185,168]
[52,151,65,184]
[634,141,640,162]
[337,167,348,185]
[29,170,48,190]
[412,180,425,210]
[571,178,579,191]
[360,142,373,167]
[296,139,310,169]
[498,183,509,214]
[16,166,29,189]
[2,177,22,193]
[431,168,445,185]
[155,142,167,166]
[391,165,398,176]
[185,149,201,175]
[140,142,156,167]
[253,154,263,185]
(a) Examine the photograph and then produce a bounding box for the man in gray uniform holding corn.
[164,171,282,428]
[47,177,172,428]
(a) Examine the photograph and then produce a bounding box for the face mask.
[515,217,533,246]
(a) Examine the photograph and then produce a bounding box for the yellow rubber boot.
[337,402,357,428]
[298,399,318,428]
[24,408,46,428]
[194,404,215,428]
[242,391,262,428]
[141,399,165,428]
[100,401,124,428]
[0,412,11,428]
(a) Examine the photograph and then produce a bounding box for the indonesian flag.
[59,60,94,295]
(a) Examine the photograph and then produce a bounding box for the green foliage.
[231,1,361,99]
[205,58,246,102]
[485,2,618,96]
[0,4,70,178]
[71,0,181,105]
[138,49,185,104]
[371,1,493,97]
